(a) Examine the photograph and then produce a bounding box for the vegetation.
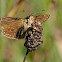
[0,0,62,62]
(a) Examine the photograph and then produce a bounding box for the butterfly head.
[25,15,35,28]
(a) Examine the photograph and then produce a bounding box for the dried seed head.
[24,21,43,52]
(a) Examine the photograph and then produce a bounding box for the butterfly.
[0,14,50,62]
[0,14,50,39]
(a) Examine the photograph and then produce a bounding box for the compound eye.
[25,16,30,19]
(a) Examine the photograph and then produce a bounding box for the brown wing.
[35,14,50,23]
[0,17,25,39]
[0,17,23,27]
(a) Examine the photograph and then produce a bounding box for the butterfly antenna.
[32,10,45,16]
[23,50,29,62]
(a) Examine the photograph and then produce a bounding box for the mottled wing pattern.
[35,14,50,23]
[0,17,22,27]
[0,17,25,39]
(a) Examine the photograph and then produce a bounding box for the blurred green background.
[0,0,62,62]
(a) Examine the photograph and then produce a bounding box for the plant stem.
[23,50,29,62]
